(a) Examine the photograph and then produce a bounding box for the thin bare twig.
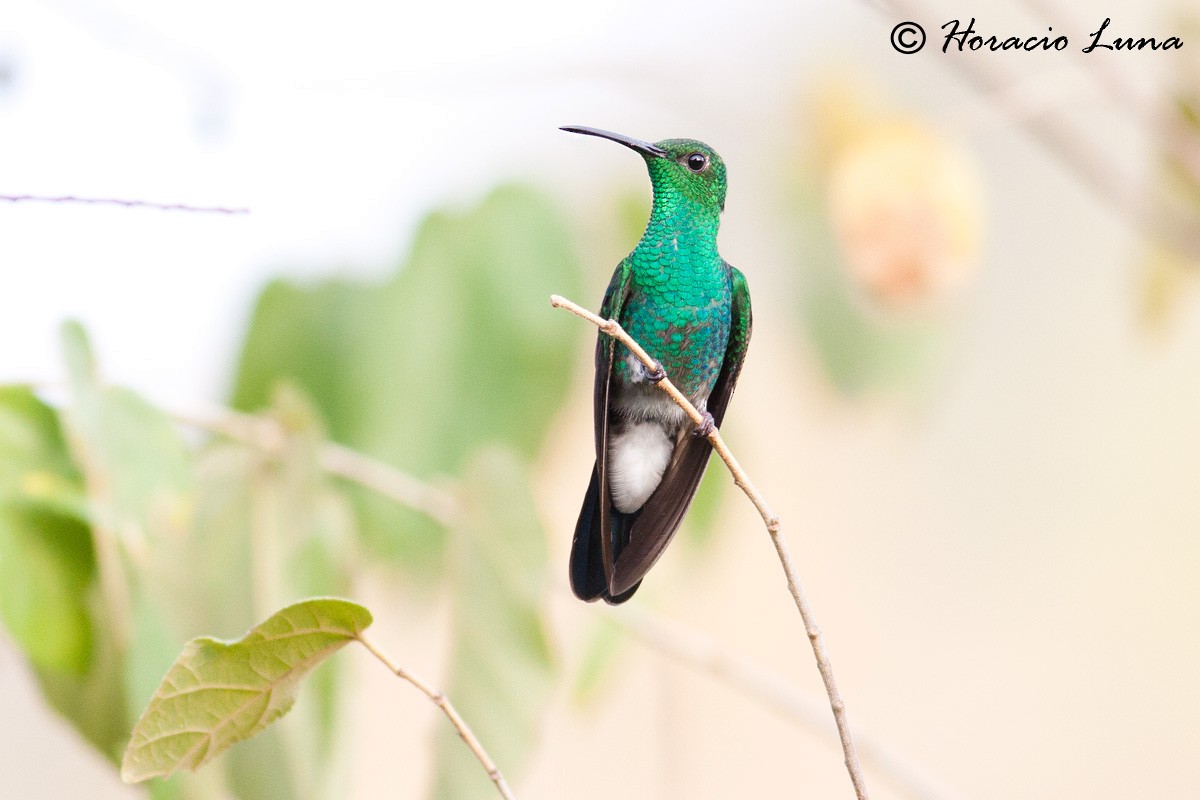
[607,604,962,800]
[549,293,871,800]
[319,441,460,526]
[168,403,459,527]
[0,194,248,214]
[356,634,516,800]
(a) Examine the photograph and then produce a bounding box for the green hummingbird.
[562,125,752,604]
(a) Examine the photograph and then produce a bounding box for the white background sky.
[1,0,821,407]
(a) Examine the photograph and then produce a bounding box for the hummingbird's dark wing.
[570,259,636,603]
[609,266,752,598]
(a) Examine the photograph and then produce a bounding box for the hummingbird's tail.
[570,464,641,604]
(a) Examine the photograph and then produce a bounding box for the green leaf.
[429,448,555,800]
[363,185,584,469]
[229,185,584,567]
[34,590,131,762]
[59,322,194,545]
[229,282,374,448]
[0,502,95,674]
[0,386,87,521]
[0,385,80,491]
[121,598,372,783]
[0,387,95,674]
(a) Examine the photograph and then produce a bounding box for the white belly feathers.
[608,421,673,513]
[606,358,711,514]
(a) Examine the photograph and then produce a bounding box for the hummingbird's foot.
[692,411,716,438]
[645,362,667,384]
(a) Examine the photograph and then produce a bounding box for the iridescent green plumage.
[562,126,752,604]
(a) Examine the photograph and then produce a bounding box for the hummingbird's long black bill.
[560,125,668,158]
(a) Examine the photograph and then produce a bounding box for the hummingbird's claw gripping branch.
[646,362,667,384]
[692,410,716,438]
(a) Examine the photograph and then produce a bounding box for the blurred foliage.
[0,181,601,800]
[0,387,92,675]
[0,382,134,762]
[61,320,195,551]
[0,169,775,798]
[801,238,952,396]
[431,449,555,799]
[34,601,132,763]
[231,184,585,573]
[59,322,202,777]
[673,464,723,552]
[570,614,626,707]
[1139,245,1198,332]
[791,74,985,396]
[0,328,364,799]
[1137,13,1200,333]
[0,503,95,672]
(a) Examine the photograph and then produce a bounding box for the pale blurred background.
[4,0,1200,798]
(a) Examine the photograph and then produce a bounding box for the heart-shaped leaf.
[121,597,372,783]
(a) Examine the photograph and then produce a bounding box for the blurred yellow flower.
[827,120,984,311]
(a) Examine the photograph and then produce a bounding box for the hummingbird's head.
[646,138,727,213]
[561,126,728,213]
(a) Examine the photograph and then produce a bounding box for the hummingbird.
[562,125,752,604]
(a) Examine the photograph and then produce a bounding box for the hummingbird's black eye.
[685,152,708,173]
